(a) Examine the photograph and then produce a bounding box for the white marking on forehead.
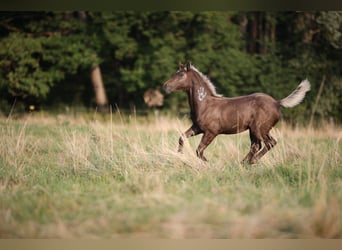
[198,87,207,101]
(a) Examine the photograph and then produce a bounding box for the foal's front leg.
[178,124,201,153]
[196,132,216,161]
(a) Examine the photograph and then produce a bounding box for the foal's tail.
[279,79,311,108]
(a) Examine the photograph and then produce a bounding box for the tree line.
[0,11,341,123]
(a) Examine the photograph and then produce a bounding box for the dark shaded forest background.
[0,11,341,123]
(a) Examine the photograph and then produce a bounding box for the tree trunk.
[91,65,108,112]
[258,12,264,53]
[249,13,257,53]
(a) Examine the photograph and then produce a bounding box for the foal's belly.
[198,116,249,135]
[221,124,249,134]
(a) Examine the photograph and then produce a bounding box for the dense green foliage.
[0,11,341,122]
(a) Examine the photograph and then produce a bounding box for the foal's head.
[163,62,192,93]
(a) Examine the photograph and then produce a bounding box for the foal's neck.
[187,78,211,122]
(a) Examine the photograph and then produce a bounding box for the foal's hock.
[163,62,310,164]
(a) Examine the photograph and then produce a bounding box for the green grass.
[0,113,341,238]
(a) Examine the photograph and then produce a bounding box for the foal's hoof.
[196,156,208,162]
[240,160,247,165]
[197,155,208,162]
[241,159,257,165]
[249,157,259,164]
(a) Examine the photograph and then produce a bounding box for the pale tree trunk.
[91,65,108,112]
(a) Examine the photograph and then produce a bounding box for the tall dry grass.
[0,112,341,238]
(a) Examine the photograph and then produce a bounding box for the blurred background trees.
[0,11,341,123]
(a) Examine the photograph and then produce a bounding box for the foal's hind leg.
[242,131,262,164]
[250,134,277,163]
[178,124,201,153]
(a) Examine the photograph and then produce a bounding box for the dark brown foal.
[163,62,310,164]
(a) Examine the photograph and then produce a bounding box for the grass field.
[0,112,341,238]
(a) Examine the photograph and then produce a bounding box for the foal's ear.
[186,61,191,71]
[178,61,184,70]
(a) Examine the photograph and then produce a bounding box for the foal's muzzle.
[163,82,174,94]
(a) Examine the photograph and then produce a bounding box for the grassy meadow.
[0,112,341,238]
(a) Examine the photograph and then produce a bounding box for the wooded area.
[0,11,341,123]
